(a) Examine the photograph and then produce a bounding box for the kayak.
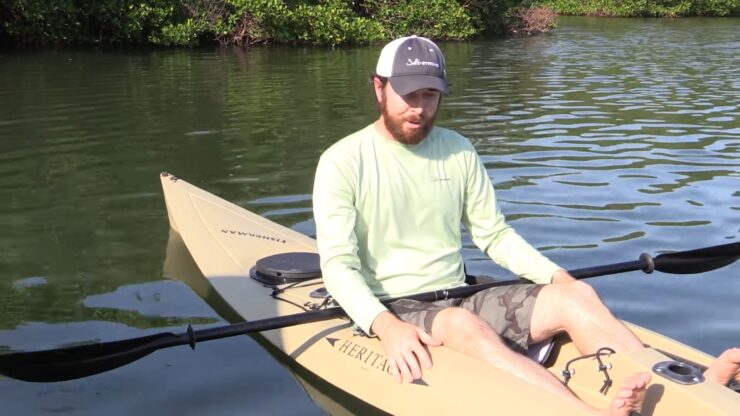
[159,172,739,415]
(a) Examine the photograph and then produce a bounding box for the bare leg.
[431,307,650,415]
[704,347,740,385]
[528,281,644,353]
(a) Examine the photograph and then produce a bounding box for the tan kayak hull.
[160,172,739,415]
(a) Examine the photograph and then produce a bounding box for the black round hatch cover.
[250,252,322,285]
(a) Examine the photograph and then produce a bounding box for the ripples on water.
[442,19,739,359]
[0,16,738,415]
[447,19,738,263]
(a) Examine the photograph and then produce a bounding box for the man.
[312,35,739,416]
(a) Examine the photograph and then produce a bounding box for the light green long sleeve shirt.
[312,124,561,334]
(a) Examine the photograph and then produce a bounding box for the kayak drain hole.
[667,364,692,376]
[652,360,704,385]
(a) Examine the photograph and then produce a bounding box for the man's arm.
[462,150,562,284]
[313,151,387,334]
[313,150,440,383]
[551,269,577,283]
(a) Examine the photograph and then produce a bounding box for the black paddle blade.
[654,242,740,274]
[0,332,182,382]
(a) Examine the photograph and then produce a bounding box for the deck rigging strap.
[561,347,616,395]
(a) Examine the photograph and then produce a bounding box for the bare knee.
[431,307,489,340]
[539,280,609,328]
[560,280,603,308]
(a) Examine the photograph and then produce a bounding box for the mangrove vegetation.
[0,0,737,47]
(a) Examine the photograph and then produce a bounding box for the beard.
[377,92,437,146]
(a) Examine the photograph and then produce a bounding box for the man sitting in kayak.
[312,35,739,416]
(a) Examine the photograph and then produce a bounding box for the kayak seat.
[528,340,555,364]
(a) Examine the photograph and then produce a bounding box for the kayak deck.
[160,172,739,415]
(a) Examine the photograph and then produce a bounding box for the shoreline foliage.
[534,0,739,17]
[0,0,736,47]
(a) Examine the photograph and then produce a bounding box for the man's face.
[375,79,441,145]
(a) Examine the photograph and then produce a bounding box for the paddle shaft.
[188,255,653,345]
[175,257,640,346]
[194,308,345,343]
[1,241,737,382]
[156,242,740,346]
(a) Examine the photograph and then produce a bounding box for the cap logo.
[375,36,449,95]
[406,58,439,68]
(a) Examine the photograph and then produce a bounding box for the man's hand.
[551,268,577,283]
[371,311,441,383]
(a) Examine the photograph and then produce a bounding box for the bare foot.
[606,372,651,416]
[704,347,740,385]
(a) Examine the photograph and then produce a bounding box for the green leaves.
[2,0,180,44]
[368,0,479,40]
[226,0,384,45]
[534,0,739,17]
[2,0,487,46]
[2,0,736,46]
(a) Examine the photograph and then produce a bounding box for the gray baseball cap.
[375,35,448,96]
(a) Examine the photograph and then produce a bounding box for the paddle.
[1,241,737,383]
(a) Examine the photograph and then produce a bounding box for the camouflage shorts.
[386,284,544,355]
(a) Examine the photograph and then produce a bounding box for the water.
[1,17,738,415]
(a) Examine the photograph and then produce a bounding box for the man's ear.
[372,77,384,103]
